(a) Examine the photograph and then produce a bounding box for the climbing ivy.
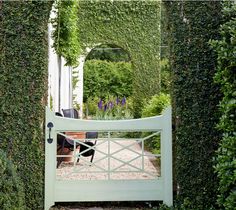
[77,0,161,117]
[0,1,52,209]
[164,1,222,209]
[210,1,236,209]
[52,0,80,66]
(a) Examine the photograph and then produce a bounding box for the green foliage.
[83,60,133,101]
[95,96,133,120]
[142,93,170,118]
[83,96,100,117]
[86,44,130,62]
[210,2,236,209]
[160,58,171,94]
[52,0,80,66]
[0,1,52,209]
[164,1,223,209]
[141,93,170,154]
[0,150,26,210]
[78,0,161,117]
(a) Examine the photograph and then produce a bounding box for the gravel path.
[51,203,159,210]
[56,139,160,181]
[51,201,159,210]
[53,140,160,209]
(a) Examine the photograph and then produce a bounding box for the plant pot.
[65,132,86,140]
[57,147,73,162]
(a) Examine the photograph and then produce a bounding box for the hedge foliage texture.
[0,1,52,209]
[0,150,26,210]
[77,0,161,117]
[83,60,133,101]
[164,1,222,209]
[210,1,236,209]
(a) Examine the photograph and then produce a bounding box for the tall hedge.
[0,1,52,209]
[164,1,222,209]
[0,150,26,210]
[77,0,161,117]
[210,1,236,209]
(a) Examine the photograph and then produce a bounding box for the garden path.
[53,140,159,209]
[56,140,159,180]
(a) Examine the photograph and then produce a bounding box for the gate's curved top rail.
[46,106,171,132]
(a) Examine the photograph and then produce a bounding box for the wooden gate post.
[45,107,56,210]
[162,107,173,206]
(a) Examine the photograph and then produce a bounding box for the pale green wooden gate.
[44,107,173,210]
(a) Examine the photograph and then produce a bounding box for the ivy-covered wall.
[164,1,222,209]
[0,1,52,209]
[77,0,161,117]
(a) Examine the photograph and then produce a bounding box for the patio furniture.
[56,110,98,167]
[78,132,98,163]
[62,108,79,119]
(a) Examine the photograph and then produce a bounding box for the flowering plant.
[95,96,133,120]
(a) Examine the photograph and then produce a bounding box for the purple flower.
[104,104,108,111]
[108,101,114,109]
[121,97,126,106]
[116,97,120,105]
[98,99,103,110]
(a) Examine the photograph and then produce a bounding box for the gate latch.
[47,122,54,144]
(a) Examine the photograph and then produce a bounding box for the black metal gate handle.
[47,122,54,144]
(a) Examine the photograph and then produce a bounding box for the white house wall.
[48,20,72,113]
[48,23,59,112]
[73,56,85,118]
[60,60,72,110]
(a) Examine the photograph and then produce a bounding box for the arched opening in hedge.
[73,43,134,119]
[77,0,161,117]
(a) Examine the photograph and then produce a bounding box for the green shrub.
[210,1,236,209]
[142,93,170,118]
[0,150,26,210]
[83,60,133,102]
[83,96,100,117]
[141,93,170,154]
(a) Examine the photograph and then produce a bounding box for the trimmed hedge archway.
[77,0,161,117]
